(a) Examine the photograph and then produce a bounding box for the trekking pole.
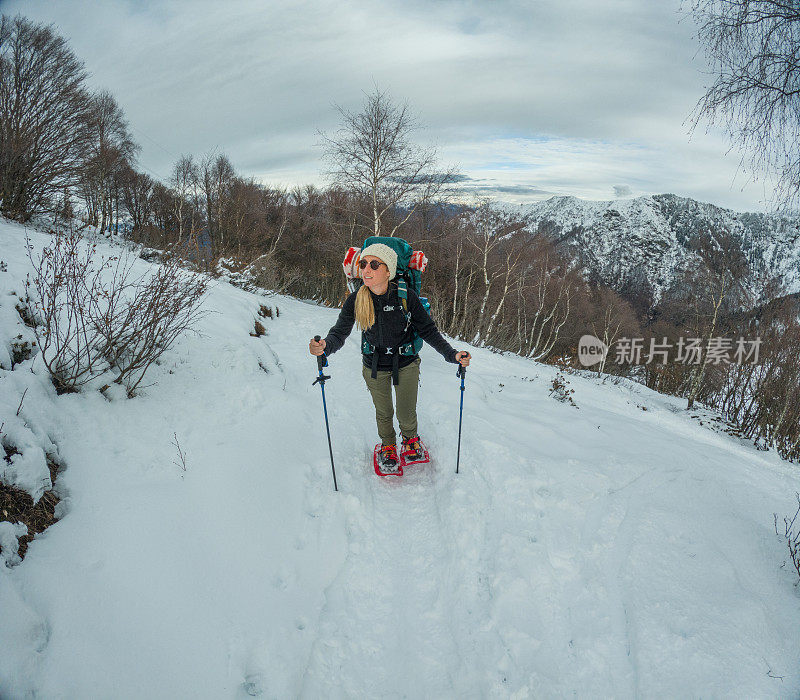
[312,335,338,491]
[455,357,468,474]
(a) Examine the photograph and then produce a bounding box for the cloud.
[614,185,632,197]
[475,185,554,195]
[3,0,778,211]
[439,173,474,183]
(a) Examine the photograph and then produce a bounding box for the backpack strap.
[396,273,412,331]
[391,348,399,385]
[361,280,415,374]
[363,336,416,357]
[370,345,379,380]
[396,274,408,303]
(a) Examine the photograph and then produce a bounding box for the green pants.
[362,356,421,445]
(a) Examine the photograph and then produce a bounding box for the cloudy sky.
[4,0,778,211]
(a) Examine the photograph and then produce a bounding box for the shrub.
[549,372,578,408]
[775,494,800,584]
[25,227,210,395]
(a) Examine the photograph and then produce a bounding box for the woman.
[309,242,471,471]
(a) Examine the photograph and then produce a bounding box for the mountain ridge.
[514,193,800,303]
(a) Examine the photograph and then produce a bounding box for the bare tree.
[319,85,458,237]
[520,236,581,361]
[682,227,749,408]
[80,90,139,232]
[686,0,800,211]
[199,151,235,249]
[0,14,92,220]
[150,181,177,233]
[484,241,524,343]
[171,154,199,241]
[466,200,525,344]
[238,186,292,289]
[119,165,154,230]
[590,286,638,374]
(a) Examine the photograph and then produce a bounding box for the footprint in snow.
[241,673,265,696]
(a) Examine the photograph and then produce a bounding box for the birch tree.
[171,155,198,241]
[484,245,524,342]
[687,0,800,210]
[319,85,457,237]
[520,236,581,361]
[590,286,638,374]
[467,200,525,344]
[683,228,748,408]
[199,151,234,250]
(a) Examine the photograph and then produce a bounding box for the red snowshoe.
[373,443,402,476]
[399,435,430,468]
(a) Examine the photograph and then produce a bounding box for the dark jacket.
[323,281,458,383]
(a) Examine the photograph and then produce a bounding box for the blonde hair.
[354,284,375,330]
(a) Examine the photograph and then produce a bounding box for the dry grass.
[0,452,62,562]
[251,320,266,337]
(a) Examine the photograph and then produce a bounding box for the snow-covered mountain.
[1,218,799,697]
[520,194,800,302]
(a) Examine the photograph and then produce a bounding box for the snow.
[518,194,800,302]
[1,217,799,697]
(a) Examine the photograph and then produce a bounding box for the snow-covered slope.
[1,218,799,698]
[522,194,800,301]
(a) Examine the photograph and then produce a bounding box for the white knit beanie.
[360,243,398,280]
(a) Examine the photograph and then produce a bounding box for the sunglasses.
[359,259,386,271]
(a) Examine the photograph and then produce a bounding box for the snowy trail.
[2,221,800,698]
[301,448,464,698]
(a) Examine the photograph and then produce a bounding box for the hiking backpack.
[341,235,430,356]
